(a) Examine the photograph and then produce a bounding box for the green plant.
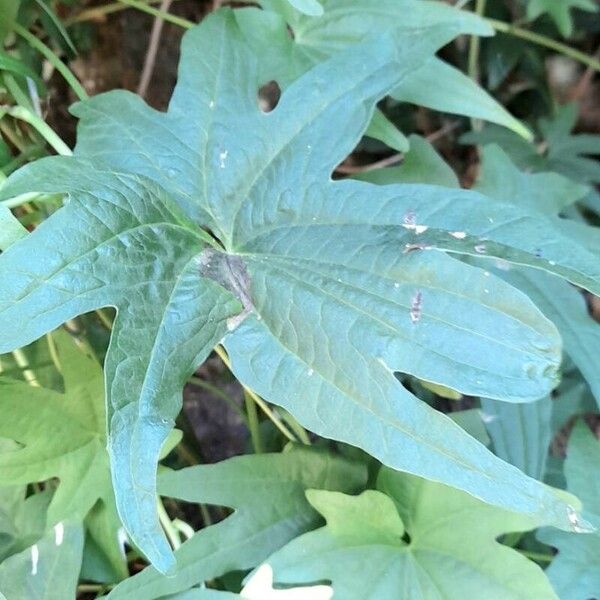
[0,0,599,598]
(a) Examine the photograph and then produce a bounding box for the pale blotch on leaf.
[450,231,467,239]
[54,522,64,546]
[410,290,423,324]
[197,248,253,332]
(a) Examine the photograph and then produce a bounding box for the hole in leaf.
[258,80,281,113]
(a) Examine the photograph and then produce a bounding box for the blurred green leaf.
[0,331,127,579]
[0,521,83,600]
[0,0,20,43]
[526,0,598,37]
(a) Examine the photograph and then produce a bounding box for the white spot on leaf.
[474,244,486,254]
[54,522,64,546]
[219,149,228,168]
[117,527,128,557]
[450,231,467,239]
[31,544,39,576]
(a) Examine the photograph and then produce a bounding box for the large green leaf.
[538,422,600,599]
[0,332,128,579]
[260,470,559,599]
[526,0,597,37]
[108,449,365,599]
[243,0,529,137]
[0,522,83,600]
[0,9,596,572]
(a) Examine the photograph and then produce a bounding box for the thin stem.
[11,348,39,387]
[116,0,193,29]
[1,106,72,155]
[468,0,487,83]
[96,308,114,330]
[214,346,300,443]
[244,389,264,453]
[173,518,195,540]
[188,375,249,426]
[519,549,554,563]
[46,332,61,373]
[137,0,174,98]
[487,18,600,72]
[66,0,185,25]
[157,499,181,550]
[13,24,88,102]
[468,0,487,133]
[280,410,311,445]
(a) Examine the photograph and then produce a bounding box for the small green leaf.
[475,145,588,214]
[261,472,561,599]
[538,421,600,599]
[0,522,84,600]
[108,449,366,599]
[526,0,597,37]
[365,109,409,153]
[355,134,459,187]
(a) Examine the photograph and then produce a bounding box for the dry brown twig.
[137,0,174,98]
[335,120,460,175]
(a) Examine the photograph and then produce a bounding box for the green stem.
[116,0,194,29]
[157,499,181,550]
[468,0,486,82]
[214,346,300,443]
[13,24,88,102]
[1,106,72,155]
[188,375,249,426]
[519,549,554,563]
[11,348,39,387]
[244,389,264,453]
[487,18,600,72]
[46,332,61,373]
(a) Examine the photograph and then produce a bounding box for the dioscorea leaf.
[108,449,365,599]
[0,9,597,572]
[258,471,560,599]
